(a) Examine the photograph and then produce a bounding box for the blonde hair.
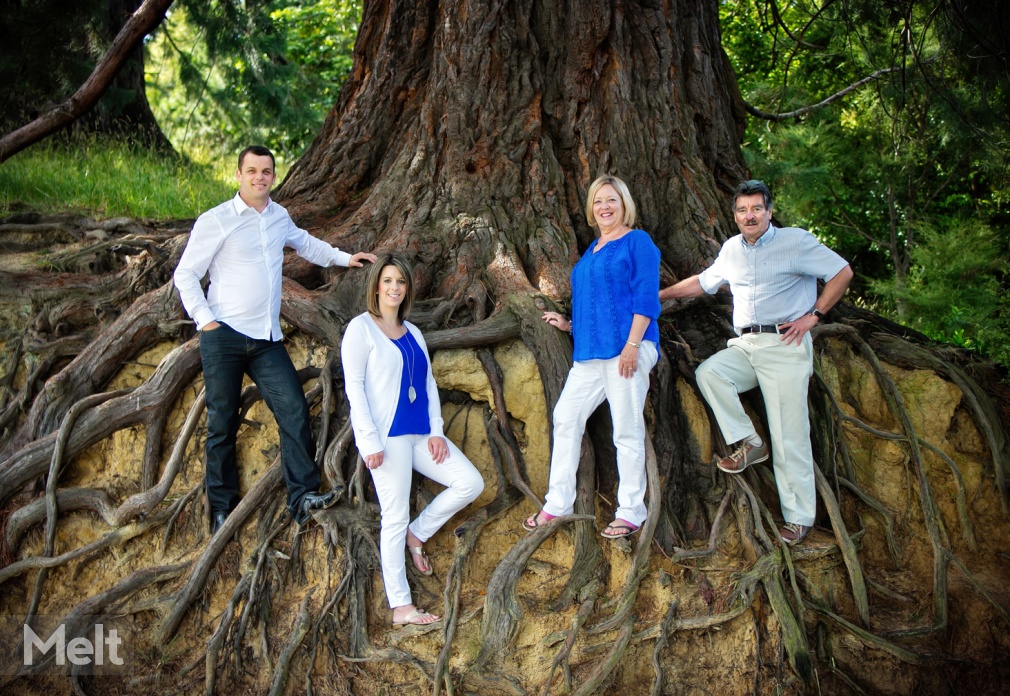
[365,253,415,323]
[585,175,637,229]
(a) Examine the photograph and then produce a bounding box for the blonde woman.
[526,175,661,538]
[341,253,484,626]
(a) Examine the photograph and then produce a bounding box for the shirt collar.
[232,192,273,216]
[739,224,777,248]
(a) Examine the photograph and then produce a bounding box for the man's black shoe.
[211,511,228,535]
[297,490,338,524]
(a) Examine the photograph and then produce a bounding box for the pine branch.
[743,65,904,121]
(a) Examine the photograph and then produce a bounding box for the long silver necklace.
[381,317,416,403]
[397,334,417,403]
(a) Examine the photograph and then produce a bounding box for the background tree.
[1,0,1009,694]
[0,0,173,151]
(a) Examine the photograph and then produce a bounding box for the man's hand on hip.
[777,313,819,345]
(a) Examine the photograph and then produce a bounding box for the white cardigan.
[340,312,444,456]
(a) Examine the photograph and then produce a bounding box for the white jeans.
[369,434,484,608]
[695,332,816,526]
[543,341,658,526]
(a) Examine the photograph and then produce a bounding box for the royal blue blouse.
[570,229,661,362]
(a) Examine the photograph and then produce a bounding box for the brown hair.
[238,145,275,170]
[365,253,415,323]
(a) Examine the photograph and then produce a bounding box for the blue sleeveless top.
[387,330,431,436]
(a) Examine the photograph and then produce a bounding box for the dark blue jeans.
[199,323,319,522]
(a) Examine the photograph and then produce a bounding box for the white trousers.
[695,332,816,526]
[543,341,658,526]
[369,434,484,608]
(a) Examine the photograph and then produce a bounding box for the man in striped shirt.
[659,180,852,545]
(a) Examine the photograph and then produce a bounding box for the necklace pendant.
[408,386,416,403]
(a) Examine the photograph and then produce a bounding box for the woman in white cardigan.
[341,253,484,627]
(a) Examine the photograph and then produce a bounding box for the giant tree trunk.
[1,1,1009,694]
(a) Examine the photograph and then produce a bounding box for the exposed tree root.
[475,513,594,672]
[0,339,201,505]
[434,404,525,695]
[267,587,316,696]
[0,508,172,585]
[5,561,189,683]
[156,458,283,644]
[540,597,597,695]
[2,216,1010,694]
[6,487,117,551]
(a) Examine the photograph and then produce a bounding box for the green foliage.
[0,137,234,220]
[720,0,1010,367]
[146,0,362,164]
[871,219,1010,366]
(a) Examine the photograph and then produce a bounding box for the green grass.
[0,138,238,220]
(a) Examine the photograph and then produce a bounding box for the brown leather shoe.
[779,523,810,546]
[717,442,769,473]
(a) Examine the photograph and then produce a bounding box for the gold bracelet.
[627,340,641,348]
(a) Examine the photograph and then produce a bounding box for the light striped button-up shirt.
[698,225,848,332]
[174,194,351,340]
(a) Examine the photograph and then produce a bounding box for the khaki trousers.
[695,332,816,526]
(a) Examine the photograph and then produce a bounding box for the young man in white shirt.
[174,145,377,534]
[659,180,853,546]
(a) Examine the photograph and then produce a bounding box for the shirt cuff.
[194,308,217,330]
[330,249,353,267]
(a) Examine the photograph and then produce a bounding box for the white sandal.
[392,607,440,627]
[407,545,433,576]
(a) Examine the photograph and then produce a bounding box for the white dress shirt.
[698,225,848,330]
[174,194,352,340]
[340,313,445,457]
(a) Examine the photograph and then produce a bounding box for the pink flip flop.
[522,510,557,531]
[601,518,640,539]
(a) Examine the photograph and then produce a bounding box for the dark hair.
[238,145,275,170]
[733,179,773,209]
[365,253,415,323]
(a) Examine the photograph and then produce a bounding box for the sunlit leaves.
[145,0,362,164]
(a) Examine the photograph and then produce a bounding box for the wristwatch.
[810,308,825,320]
